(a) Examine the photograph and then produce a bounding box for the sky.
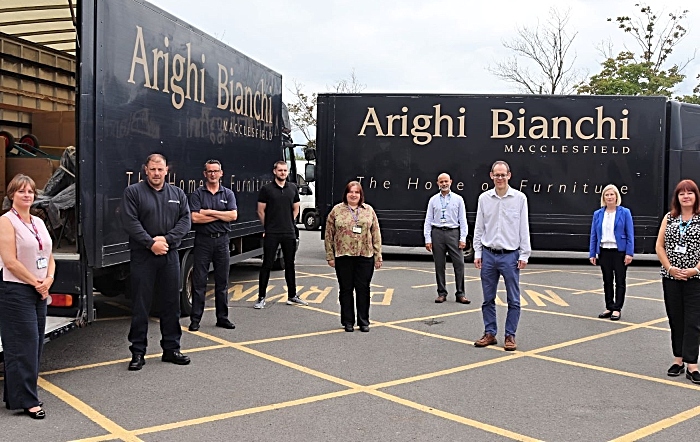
[146,0,699,134]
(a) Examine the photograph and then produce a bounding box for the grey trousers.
[431,227,465,297]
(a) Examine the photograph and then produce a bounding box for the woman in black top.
[656,179,700,383]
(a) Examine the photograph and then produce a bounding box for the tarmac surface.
[2,230,699,441]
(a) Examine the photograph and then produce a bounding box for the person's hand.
[624,255,633,265]
[589,257,597,266]
[375,260,382,269]
[474,258,482,269]
[425,243,432,252]
[153,236,167,243]
[669,266,687,280]
[328,259,335,268]
[151,240,169,255]
[34,279,50,300]
[517,260,528,270]
[459,241,466,250]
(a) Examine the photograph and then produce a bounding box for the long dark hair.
[342,181,364,205]
[670,179,700,217]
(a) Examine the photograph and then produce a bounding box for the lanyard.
[679,219,692,238]
[11,208,43,251]
[347,205,360,225]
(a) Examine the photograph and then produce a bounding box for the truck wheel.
[272,246,285,270]
[0,131,15,153]
[94,275,127,297]
[303,211,320,230]
[463,238,475,263]
[180,254,194,317]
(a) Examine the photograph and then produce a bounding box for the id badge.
[674,245,687,254]
[37,257,48,269]
[440,218,447,223]
[352,225,362,234]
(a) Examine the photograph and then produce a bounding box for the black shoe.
[598,310,612,318]
[162,350,191,365]
[359,326,370,333]
[344,325,354,332]
[216,320,236,329]
[128,354,146,371]
[668,363,685,377]
[687,369,700,384]
[188,320,200,332]
[23,407,45,419]
[610,311,621,321]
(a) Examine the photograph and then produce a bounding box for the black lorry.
[312,94,700,257]
[0,0,297,351]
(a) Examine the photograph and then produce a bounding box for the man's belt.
[484,246,516,254]
[199,232,228,238]
[432,226,459,231]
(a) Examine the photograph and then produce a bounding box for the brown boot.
[504,335,517,351]
[435,295,447,303]
[474,333,497,347]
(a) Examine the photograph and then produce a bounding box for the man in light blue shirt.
[473,161,531,351]
[424,173,470,304]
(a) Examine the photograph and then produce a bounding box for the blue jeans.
[480,249,521,337]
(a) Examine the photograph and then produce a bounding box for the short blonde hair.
[600,184,621,207]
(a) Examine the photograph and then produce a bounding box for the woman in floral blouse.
[656,179,700,383]
[325,181,382,332]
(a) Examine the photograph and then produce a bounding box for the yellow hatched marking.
[368,389,542,442]
[131,390,359,437]
[610,404,700,441]
[38,377,142,442]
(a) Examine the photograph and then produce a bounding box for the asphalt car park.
[2,230,700,441]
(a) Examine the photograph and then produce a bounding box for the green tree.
[677,74,700,104]
[577,3,691,97]
[577,52,684,96]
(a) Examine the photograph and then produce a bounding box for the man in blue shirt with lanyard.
[188,159,238,332]
[424,173,470,304]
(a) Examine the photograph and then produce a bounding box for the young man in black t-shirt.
[255,161,307,308]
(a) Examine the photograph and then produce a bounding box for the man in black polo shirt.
[120,153,191,371]
[188,159,238,332]
[255,161,307,309]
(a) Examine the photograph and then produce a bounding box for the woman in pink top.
[0,174,54,419]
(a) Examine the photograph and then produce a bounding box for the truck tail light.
[47,294,73,307]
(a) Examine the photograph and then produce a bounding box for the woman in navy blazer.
[589,184,634,320]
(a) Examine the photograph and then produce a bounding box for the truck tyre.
[272,245,285,270]
[0,131,15,153]
[463,238,475,263]
[180,254,194,317]
[94,275,127,297]
[303,211,320,230]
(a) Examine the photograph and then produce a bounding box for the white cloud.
[148,0,699,98]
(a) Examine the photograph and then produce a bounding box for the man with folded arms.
[188,159,238,332]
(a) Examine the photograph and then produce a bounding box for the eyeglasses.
[205,170,222,174]
[492,174,509,179]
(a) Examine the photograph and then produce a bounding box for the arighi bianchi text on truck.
[0,0,300,352]
[311,94,700,258]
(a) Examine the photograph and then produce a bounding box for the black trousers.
[598,248,627,311]
[335,256,375,327]
[663,278,700,364]
[431,227,465,297]
[128,249,181,355]
[191,234,230,322]
[0,276,46,410]
[258,233,297,299]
